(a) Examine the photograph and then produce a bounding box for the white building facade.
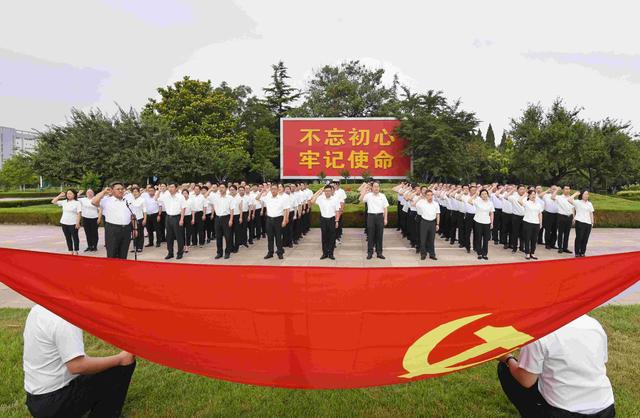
[0,126,39,168]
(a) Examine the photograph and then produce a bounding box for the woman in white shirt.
[77,189,102,252]
[571,190,595,257]
[518,190,542,260]
[469,188,495,260]
[182,189,194,254]
[51,189,82,255]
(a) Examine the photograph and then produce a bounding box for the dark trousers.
[574,221,592,256]
[158,212,167,242]
[497,362,615,418]
[336,213,344,239]
[544,211,558,248]
[192,211,204,245]
[105,223,131,259]
[215,214,232,256]
[165,215,184,256]
[82,217,99,250]
[26,362,136,418]
[511,214,524,251]
[134,219,144,250]
[204,213,214,241]
[492,208,502,243]
[266,215,284,256]
[231,214,240,251]
[240,211,249,245]
[557,214,572,251]
[183,215,192,247]
[261,213,267,237]
[282,211,294,247]
[293,215,302,242]
[396,201,402,230]
[252,212,263,240]
[501,212,511,246]
[367,213,384,256]
[463,213,475,251]
[523,221,540,255]
[440,207,449,238]
[408,210,418,247]
[538,213,545,244]
[145,212,160,245]
[320,216,336,257]
[419,219,436,257]
[451,211,464,244]
[61,224,79,252]
[475,222,491,257]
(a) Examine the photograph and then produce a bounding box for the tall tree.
[0,153,38,188]
[263,61,301,122]
[485,123,496,147]
[500,131,508,148]
[250,128,279,182]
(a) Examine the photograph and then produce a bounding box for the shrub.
[616,190,640,201]
[0,198,52,208]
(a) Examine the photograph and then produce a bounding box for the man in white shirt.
[248,184,262,243]
[556,185,575,254]
[156,183,168,244]
[508,185,527,253]
[228,185,242,253]
[130,186,148,253]
[157,182,186,260]
[498,315,615,418]
[142,185,161,248]
[237,186,252,248]
[332,180,347,243]
[500,187,513,249]
[191,185,206,247]
[281,185,296,249]
[542,186,559,250]
[416,188,440,261]
[359,182,389,259]
[92,182,135,260]
[258,184,288,259]
[78,189,102,252]
[490,184,503,244]
[311,185,342,260]
[207,184,234,259]
[23,305,135,418]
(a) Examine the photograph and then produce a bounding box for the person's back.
[498,314,615,417]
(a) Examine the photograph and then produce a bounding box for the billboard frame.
[279,117,412,180]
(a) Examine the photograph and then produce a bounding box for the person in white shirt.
[469,187,495,260]
[490,185,503,244]
[500,187,514,249]
[258,184,289,259]
[415,188,440,260]
[556,185,575,254]
[23,305,136,418]
[237,185,252,248]
[281,185,296,249]
[51,189,82,255]
[542,186,559,250]
[92,182,135,259]
[156,183,168,244]
[535,185,546,246]
[77,189,102,252]
[461,185,477,254]
[248,184,262,243]
[517,189,543,260]
[332,180,347,243]
[181,189,195,254]
[191,185,206,247]
[359,182,389,259]
[497,315,615,417]
[207,183,234,259]
[508,185,527,254]
[142,184,161,248]
[228,185,242,253]
[571,190,594,257]
[311,185,342,260]
[202,185,215,244]
[130,187,148,253]
[157,182,186,260]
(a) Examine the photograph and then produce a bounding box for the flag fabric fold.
[0,247,637,389]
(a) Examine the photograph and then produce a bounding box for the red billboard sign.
[280,118,411,179]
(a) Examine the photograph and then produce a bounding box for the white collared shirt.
[501,194,513,214]
[143,192,159,214]
[490,192,503,210]
[99,196,132,225]
[158,192,186,216]
[315,194,340,218]
[543,194,558,213]
[363,192,389,214]
[556,195,575,216]
[509,194,525,216]
[131,195,146,220]
[473,198,494,225]
[56,200,81,225]
[229,194,242,214]
[523,200,541,224]
[416,199,440,221]
[262,193,288,217]
[209,193,233,216]
[334,188,347,205]
[574,200,594,224]
[78,197,98,219]
[191,194,206,212]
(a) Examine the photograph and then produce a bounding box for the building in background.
[0,126,39,169]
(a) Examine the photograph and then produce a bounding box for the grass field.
[1,306,638,417]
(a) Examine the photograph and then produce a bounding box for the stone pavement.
[0,225,638,308]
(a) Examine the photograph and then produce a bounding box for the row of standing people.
[392,182,595,261]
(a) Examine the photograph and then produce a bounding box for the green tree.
[340,169,351,183]
[0,153,38,189]
[485,123,496,148]
[250,128,279,182]
[263,61,301,122]
[500,131,508,148]
[295,60,397,117]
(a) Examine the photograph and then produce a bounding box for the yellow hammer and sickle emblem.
[400,313,533,378]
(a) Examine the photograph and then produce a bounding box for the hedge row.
[616,190,640,201]
[0,191,57,198]
[2,209,638,228]
[0,198,52,208]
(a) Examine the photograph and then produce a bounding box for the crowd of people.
[392,182,595,261]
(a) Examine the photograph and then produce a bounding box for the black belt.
[168,214,180,218]
[106,222,131,228]
[423,219,436,222]
[368,213,384,216]
[268,215,283,219]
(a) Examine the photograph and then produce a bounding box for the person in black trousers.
[258,185,288,259]
[156,183,168,243]
[238,186,250,247]
[360,182,390,259]
[556,186,577,254]
[228,185,241,252]
[508,185,527,253]
[191,185,205,247]
[416,188,440,261]
[207,184,234,259]
[491,185,503,244]
[158,183,186,260]
[181,189,193,254]
[468,187,494,260]
[52,189,82,255]
[518,190,542,260]
[78,189,101,252]
[130,186,147,253]
[143,184,161,248]
[541,186,559,249]
[311,186,340,260]
[92,183,134,260]
[572,190,595,257]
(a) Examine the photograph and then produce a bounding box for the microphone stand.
[125,201,138,261]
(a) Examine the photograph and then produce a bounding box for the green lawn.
[1,306,638,417]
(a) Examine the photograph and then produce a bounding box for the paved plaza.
[0,225,638,308]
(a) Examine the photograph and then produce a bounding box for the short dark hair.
[479,188,489,196]
[518,184,526,190]
[229,185,237,191]
[201,186,209,191]
[324,185,332,191]
[110,181,124,188]
[167,182,178,187]
[131,186,140,192]
[65,189,78,200]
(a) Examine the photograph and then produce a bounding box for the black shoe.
[525,255,530,260]
[164,254,174,260]
[377,254,386,259]
[575,254,580,258]
[145,243,154,247]
[477,255,482,260]
[558,249,563,254]
[466,249,471,254]
[563,250,571,254]
[277,254,283,260]
[130,249,136,253]
[482,256,488,260]
[420,255,426,260]
[215,254,223,259]
[550,245,558,249]
[224,254,230,259]
[248,241,253,245]
[503,245,509,250]
[366,254,373,260]
[512,249,517,253]
[84,247,91,252]
[320,255,327,260]
[530,255,538,260]
[415,248,420,253]
[458,244,464,248]
[429,256,438,260]
[545,245,551,249]
[328,255,335,260]
[176,254,183,260]
[264,254,273,259]
[155,243,161,248]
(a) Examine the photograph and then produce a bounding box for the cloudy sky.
[2,0,639,138]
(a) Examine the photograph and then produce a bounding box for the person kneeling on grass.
[497,314,615,418]
[23,305,136,418]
